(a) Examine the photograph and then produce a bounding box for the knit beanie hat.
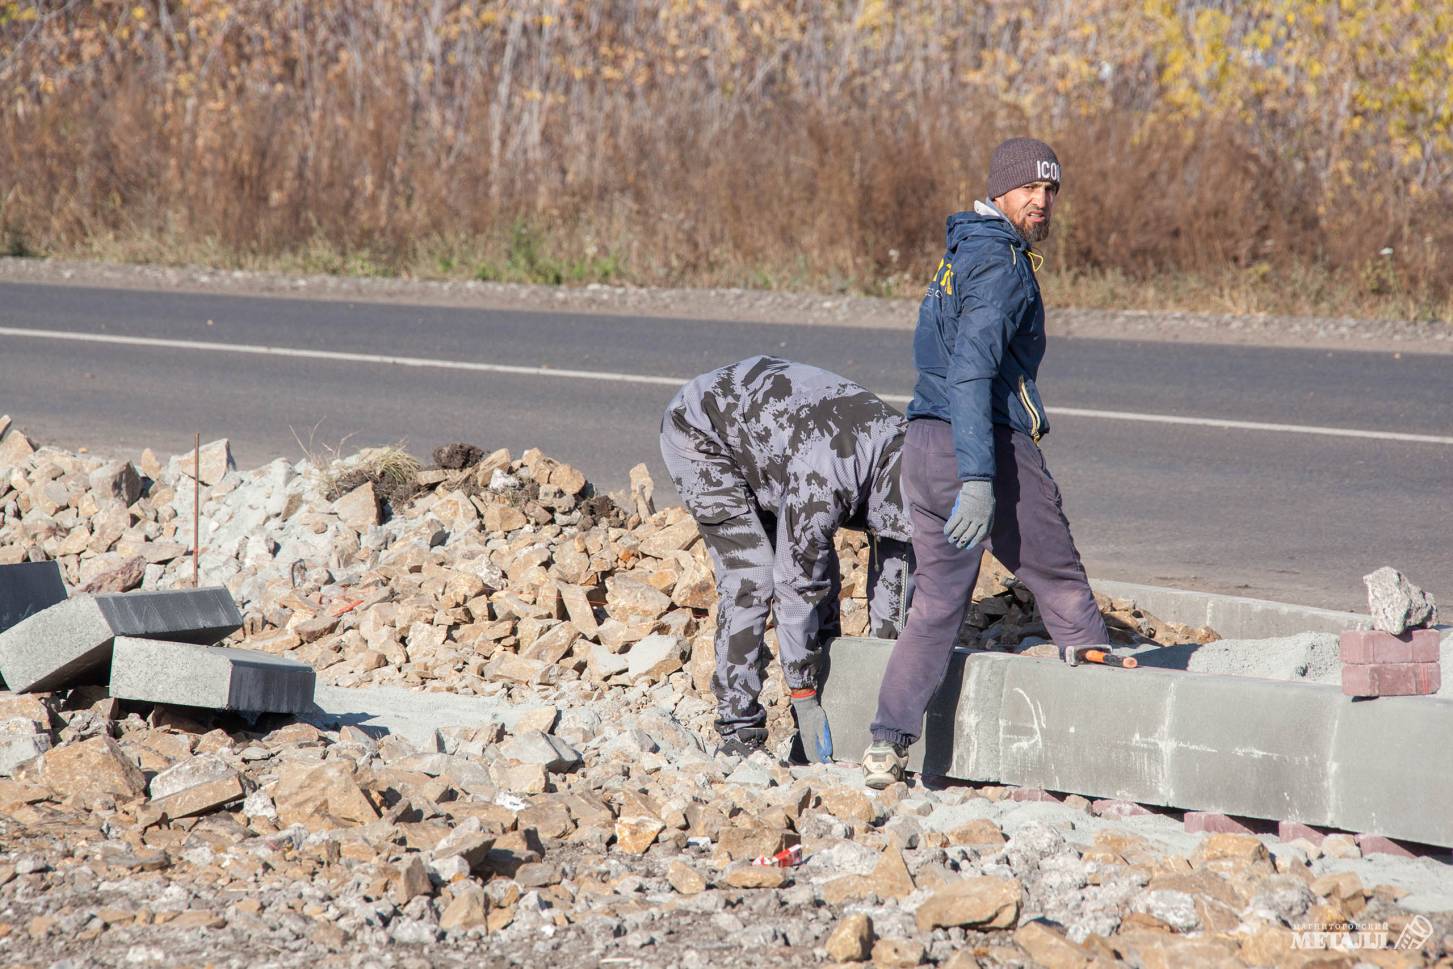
[987,137,1061,200]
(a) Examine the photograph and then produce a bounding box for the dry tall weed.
[1,1,1449,319]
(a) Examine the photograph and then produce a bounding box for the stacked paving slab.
[1343,567,1441,697]
[0,562,314,712]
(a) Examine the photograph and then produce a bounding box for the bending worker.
[862,138,1111,789]
[661,355,912,761]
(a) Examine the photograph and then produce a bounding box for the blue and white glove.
[791,691,834,764]
[944,480,995,550]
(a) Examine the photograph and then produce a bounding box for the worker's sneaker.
[718,727,768,759]
[862,740,908,789]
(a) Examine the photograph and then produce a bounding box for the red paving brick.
[1092,799,1152,819]
[1340,628,1441,665]
[1356,834,1418,859]
[1278,821,1328,846]
[1185,811,1258,835]
[1341,662,1442,696]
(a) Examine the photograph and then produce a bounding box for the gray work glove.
[944,480,995,550]
[791,692,834,764]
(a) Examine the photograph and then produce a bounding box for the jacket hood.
[944,205,1024,253]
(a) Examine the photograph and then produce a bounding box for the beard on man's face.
[1014,213,1051,243]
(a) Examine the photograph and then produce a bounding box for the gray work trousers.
[695,509,910,737]
[870,419,1109,746]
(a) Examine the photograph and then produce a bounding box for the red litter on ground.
[752,845,803,867]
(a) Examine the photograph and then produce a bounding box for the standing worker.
[862,138,1111,789]
[661,356,913,761]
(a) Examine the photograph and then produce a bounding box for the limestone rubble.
[0,422,1445,967]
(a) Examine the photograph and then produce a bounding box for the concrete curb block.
[110,638,316,713]
[0,587,243,692]
[0,562,67,635]
[822,638,1453,848]
[1091,579,1370,639]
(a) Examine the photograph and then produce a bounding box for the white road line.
[876,394,1453,445]
[6,324,1452,446]
[0,324,684,387]
[1051,406,1453,446]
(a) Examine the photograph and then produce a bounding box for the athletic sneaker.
[718,726,768,759]
[862,740,908,789]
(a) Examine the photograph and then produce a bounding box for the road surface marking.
[5,325,1451,446]
[879,395,1453,445]
[0,324,684,386]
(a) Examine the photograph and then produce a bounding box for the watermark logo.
[1291,916,1432,952]
[1396,915,1434,951]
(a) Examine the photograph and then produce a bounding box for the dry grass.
[324,446,424,508]
[2,2,1449,322]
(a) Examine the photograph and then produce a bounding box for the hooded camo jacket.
[661,356,910,670]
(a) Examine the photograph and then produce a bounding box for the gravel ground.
[1,256,1449,354]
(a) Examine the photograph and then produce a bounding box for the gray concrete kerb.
[0,562,68,635]
[0,587,243,693]
[820,637,1453,848]
[109,637,316,714]
[1091,579,1370,639]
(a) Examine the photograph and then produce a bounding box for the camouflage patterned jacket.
[661,356,910,670]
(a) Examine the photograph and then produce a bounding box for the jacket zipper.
[1018,376,1043,442]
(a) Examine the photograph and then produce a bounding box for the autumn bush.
[1,0,1449,320]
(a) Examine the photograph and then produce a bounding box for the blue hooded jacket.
[905,203,1050,481]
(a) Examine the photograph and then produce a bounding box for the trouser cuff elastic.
[870,728,916,747]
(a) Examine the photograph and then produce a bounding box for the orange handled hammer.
[1066,645,1138,669]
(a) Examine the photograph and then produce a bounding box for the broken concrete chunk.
[88,460,142,506]
[628,463,655,518]
[587,640,629,681]
[432,816,496,872]
[614,813,666,854]
[0,428,34,464]
[498,731,582,774]
[1363,567,1438,634]
[914,876,1022,931]
[271,760,379,827]
[825,913,875,962]
[334,480,381,530]
[0,692,57,726]
[604,574,671,620]
[110,638,315,713]
[149,754,245,818]
[0,733,52,776]
[35,734,145,802]
[638,519,699,558]
[625,633,687,683]
[438,888,489,932]
[666,860,707,895]
[79,556,147,595]
[557,583,599,638]
[168,438,234,485]
[512,705,558,734]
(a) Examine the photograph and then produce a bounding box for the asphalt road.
[2,281,1449,613]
